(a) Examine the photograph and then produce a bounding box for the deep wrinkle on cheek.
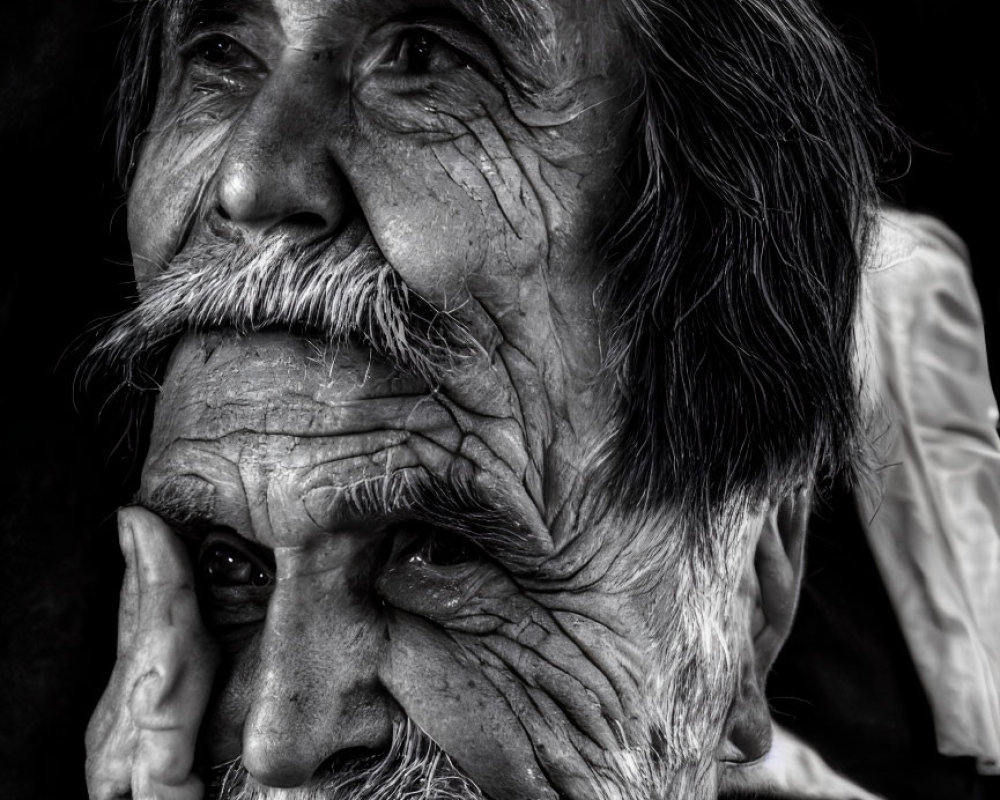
[379,584,640,798]
[127,110,233,279]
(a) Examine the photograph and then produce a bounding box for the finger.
[86,700,136,800]
[133,772,206,800]
[116,507,143,655]
[128,505,197,595]
[127,507,217,796]
[131,669,210,800]
[87,510,152,798]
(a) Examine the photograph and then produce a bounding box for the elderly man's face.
[120,0,773,797]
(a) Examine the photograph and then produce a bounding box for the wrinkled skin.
[137,330,651,798]
[86,1,803,798]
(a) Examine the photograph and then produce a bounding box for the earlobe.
[717,488,811,765]
[718,656,773,764]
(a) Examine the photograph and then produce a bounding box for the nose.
[241,535,394,788]
[213,74,350,240]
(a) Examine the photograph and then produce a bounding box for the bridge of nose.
[211,58,352,240]
[241,530,395,786]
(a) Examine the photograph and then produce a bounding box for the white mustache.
[91,231,463,385]
[210,718,484,800]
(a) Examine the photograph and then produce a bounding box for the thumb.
[86,507,217,800]
[127,506,217,799]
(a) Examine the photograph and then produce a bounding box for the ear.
[717,488,810,765]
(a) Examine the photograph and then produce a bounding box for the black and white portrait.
[0,2,996,799]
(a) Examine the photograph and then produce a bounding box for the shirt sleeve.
[856,209,1000,773]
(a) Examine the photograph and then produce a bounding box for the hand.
[86,507,218,800]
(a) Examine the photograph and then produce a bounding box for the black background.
[0,2,994,798]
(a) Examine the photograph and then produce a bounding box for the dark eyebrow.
[455,0,548,43]
[168,0,269,44]
[326,469,546,568]
[451,0,552,76]
[408,476,542,566]
[138,475,218,539]
[140,466,545,566]
[352,0,554,81]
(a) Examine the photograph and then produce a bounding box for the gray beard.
[208,719,485,800]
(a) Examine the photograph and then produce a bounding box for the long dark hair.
[113,0,896,533]
[604,0,894,531]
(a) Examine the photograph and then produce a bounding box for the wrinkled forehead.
[158,0,627,76]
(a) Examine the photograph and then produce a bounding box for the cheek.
[380,616,558,800]
[127,124,229,283]
[378,570,638,800]
[344,121,551,307]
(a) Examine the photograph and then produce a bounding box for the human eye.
[200,534,274,588]
[184,32,265,74]
[374,520,503,621]
[355,18,501,128]
[175,30,267,105]
[378,28,471,75]
[390,521,485,568]
[196,530,275,641]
